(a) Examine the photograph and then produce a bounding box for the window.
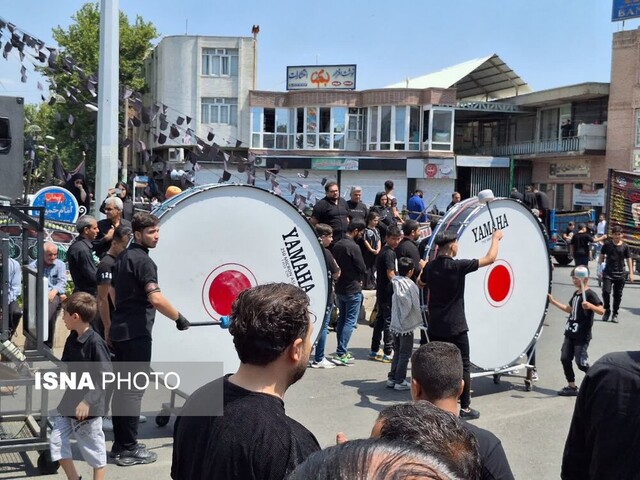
[366,105,422,151]
[431,109,453,151]
[251,107,294,149]
[202,48,238,76]
[201,98,237,126]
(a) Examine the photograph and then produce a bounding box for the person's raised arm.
[478,229,503,267]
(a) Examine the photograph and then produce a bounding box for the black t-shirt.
[376,246,397,299]
[332,237,366,295]
[570,232,594,256]
[420,256,479,337]
[565,289,601,341]
[93,218,132,259]
[346,200,368,223]
[111,243,158,342]
[562,351,640,480]
[322,246,339,294]
[57,329,112,418]
[67,238,97,296]
[171,375,320,480]
[464,422,515,480]
[97,253,116,317]
[601,240,630,276]
[311,197,350,241]
[395,237,421,280]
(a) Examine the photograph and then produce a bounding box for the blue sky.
[0,0,636,104]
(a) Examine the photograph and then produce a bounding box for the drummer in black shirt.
[108,212,190,466]
[598,225,635,323]
[418,228,503,420]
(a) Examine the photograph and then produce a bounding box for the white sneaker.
[102,416,113,432]
[310,358,336,369]
[386,379,396,388]
[393,380,411,391]
[139,415,147,423]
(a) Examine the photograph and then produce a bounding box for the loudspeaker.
[0,97,25,202]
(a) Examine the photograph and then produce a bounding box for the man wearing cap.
[418,228,503,420]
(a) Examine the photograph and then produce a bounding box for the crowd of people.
[2,177,639,479]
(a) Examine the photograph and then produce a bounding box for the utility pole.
[95,0,119,215]
[251,25,260,90]
[121,96,129,182]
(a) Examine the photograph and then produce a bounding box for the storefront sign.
[612,0,640,22]
[31,186,80,223]
[573,186,605,207]
[549,159,590,179]
[287,65,357,90]
[456,156,509,168]
[406,158,456,179]
[311,158,359,170]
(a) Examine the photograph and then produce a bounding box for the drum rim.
[423,196,552,370]
[152,183,333,319]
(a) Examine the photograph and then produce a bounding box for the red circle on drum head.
[487,265,511,303]
[208,270,252,316]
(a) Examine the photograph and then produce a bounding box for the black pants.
[429,332,471,409]
[602,274,625,314]
[45,295,62,345]
[111,336,152,450]
[371,296,393,355]
[560,337,589,383]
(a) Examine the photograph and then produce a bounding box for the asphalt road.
[1,260,638,479]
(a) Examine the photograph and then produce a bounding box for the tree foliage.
[33,2,158,185]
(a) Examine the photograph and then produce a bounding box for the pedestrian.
[407,189,427,222]
[310,181,350,243]
[370,225,403,363]
[569,223,594,267]
[346,186,368,223]
[386,257,422,391]
[598,225,635,322]
[171,283,321,480]
[523,186,538,211]
[310,224,340,369]
[331,220,367,366]
[49,292,111,480]
[361,211,381,290]
[64,173,92,215]
[418,228,503,419]
[395,219,425,281]
[99,182,134,221]
[93,196,132,259]
[370,193,394,241]
[67,215,99,296]
[108,212,190,466]
[446,192,461,211]
[547,268,604,396]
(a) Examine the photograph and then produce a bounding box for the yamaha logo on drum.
[281,227,316,292]
[471,214,510,242]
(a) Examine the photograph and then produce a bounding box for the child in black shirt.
[548,268,604,396]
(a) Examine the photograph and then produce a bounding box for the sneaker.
[369,351,383,361]
[530,369,539,382]
[602,310,611,322]
[385,379,395,388]
[102,416,113,432]
[114,444,157,466]
[611,314,619,323]
[558,386,579,397]
[310,358,336,369]
[109,442,147,459]
[332,353,354,367]
[459,407,480,420]
[380,354,393,364]
[139,415,147,423]
[393,380,411,391]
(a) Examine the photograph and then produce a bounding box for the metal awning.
[386,54,531,100]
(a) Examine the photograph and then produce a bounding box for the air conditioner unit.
[254,157,265,166]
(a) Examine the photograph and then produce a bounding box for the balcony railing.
[477,135,606,156]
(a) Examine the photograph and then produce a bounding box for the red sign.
[425,164,438,178]
[45,193,65,203]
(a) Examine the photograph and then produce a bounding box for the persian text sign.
[31,186,80,223]
[607,170,640,251]
[612,0,640,21]
[287,65,356,90]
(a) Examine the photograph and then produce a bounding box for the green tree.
[38,2,158,183]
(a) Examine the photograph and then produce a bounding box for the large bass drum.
[425,197,551,371]
[150,184,329,395]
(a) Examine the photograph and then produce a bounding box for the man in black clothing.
[93,196,132,259]
[67,215,99,296]
[370,225,402,362]
[331,220,367,366]
[109,212,190,466]
[509,187,524,201]
[418,228,502,420]
[598,225,635,322]
[523,186,538,211]
[395,219,425,281]
[533,186,550,225]
[569,223,593,267]
[562,350,640,480]
[446,192,461,211]
[346,186,368,223]
[310,181,350,242]
[171,283,320,480]
[410,342,515,480]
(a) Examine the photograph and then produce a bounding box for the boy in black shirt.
[569,223,593,267]
[598,225,635,322]
[548,268,604,396]
[49,292,112,480]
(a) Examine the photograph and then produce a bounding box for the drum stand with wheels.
[484,339,540,392]
[155,388,189,427]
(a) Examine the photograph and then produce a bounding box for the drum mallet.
[477,189,497,230]
[188,316,231,329]
[574,266,589,303]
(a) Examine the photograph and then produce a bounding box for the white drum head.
[434,198,550,370]
[150,185,329,394]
